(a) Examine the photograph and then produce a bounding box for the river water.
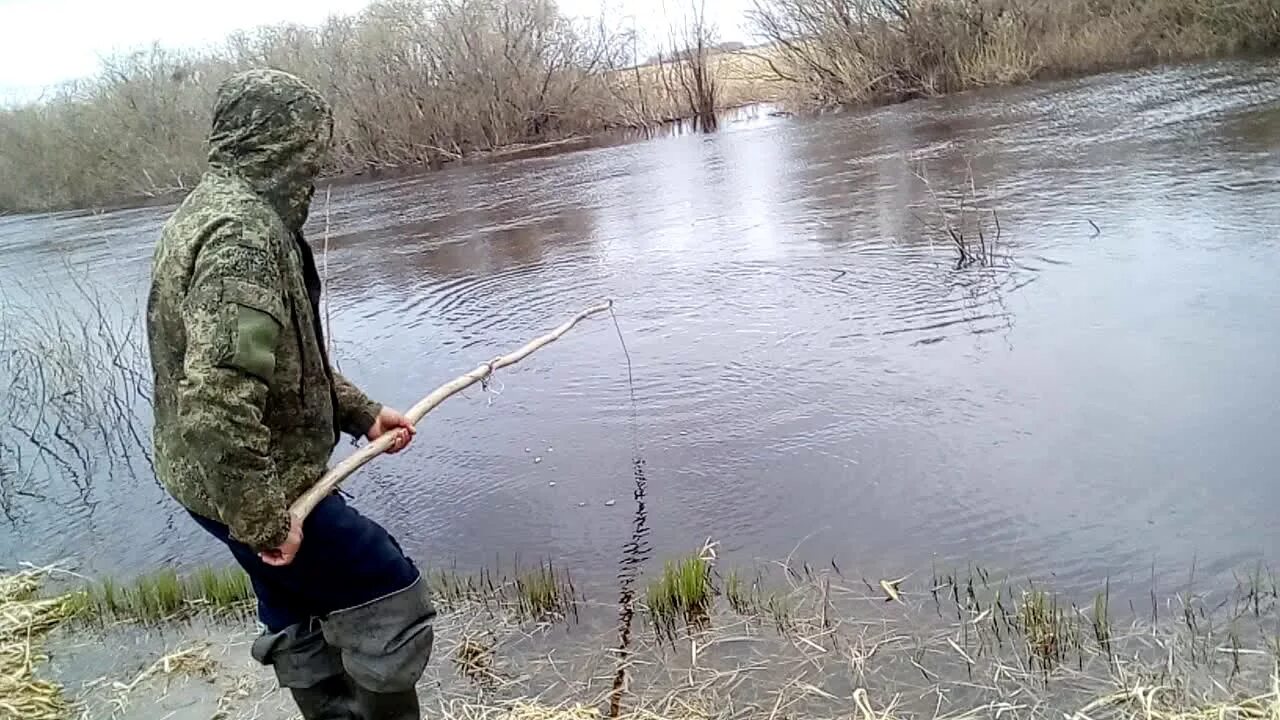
[1,59,1278,600]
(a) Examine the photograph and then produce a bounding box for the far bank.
[1,0,1278,214]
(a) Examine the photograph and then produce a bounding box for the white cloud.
[560,0,756,39]
[0,0,755,102]
[0,0,366,99]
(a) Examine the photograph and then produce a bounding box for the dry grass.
[0,567,81,720]
[423,557,1280,720]
[7,556,1280,720]
[428,682,1280,720]
[106,644,219,715]
[908,158,1007,270]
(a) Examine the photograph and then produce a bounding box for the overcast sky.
[0,0,756,103]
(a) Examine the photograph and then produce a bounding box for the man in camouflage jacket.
[147,68,434,720]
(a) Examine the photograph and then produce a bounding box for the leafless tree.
[658,0,721,131]
[0,0,641,212]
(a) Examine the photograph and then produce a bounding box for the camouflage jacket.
[147,69,381,551]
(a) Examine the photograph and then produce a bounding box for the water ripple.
[2,59,1279,601]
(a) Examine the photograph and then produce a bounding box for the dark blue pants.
[191,493,420,633]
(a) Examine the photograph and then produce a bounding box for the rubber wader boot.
[322,576,435,720]
[252,622,360,720]
[354,685,421,720]
[289,674,363,720]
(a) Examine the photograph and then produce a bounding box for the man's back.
[145,69,377,552]
[147,169,332,549]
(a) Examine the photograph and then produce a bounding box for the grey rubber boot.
[252,621,361,720]
[353,685,421,720]
[322,575,435,717]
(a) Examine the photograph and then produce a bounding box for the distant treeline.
[0,0,715,212]
[2,0,1277,213]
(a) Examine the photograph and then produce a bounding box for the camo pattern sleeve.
[174,217,292,550]
[333,372,382,438]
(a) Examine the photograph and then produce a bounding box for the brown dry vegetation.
[749,0,1280,107]
[0,0,753,213]
[1,0,1278,213]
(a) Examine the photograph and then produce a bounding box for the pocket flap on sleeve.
[221,278,286,326]
[220,278,285,382]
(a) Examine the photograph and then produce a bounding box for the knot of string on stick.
[479,359,504,406]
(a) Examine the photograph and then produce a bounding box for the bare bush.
[749,0,1280,108]
[0,271,151,517]
[6,0,1270,212]
[656,1,721,132]
[0,0,647,212]
[910,160,1006,270]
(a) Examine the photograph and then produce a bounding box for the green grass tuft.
[513,561,575,622]
[426,561,575,622]
[1018,588,1079,670]
[74,566,253,623]
[724,567,752,614]
[1092,579,1112,657]
[645,553,713,634]
[764,592,794,634]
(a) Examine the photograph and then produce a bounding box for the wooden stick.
[290,299,615,522]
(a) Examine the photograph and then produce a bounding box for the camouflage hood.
[207,69,333,231]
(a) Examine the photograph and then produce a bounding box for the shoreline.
[9,555,1278,720]
[4,51,1276,219]
[4,100,786,219]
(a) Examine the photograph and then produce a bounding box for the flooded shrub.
[0,275,151,517]
[5,0,1272,212]
[0,0,772,212]
[654,0,720,132]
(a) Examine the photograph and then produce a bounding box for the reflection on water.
[1,58,1279,602]
[608,309,650,717]
[610,456,652,718]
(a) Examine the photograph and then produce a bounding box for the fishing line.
[609,304,638,431]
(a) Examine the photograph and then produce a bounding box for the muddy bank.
[14,556,1280,720]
